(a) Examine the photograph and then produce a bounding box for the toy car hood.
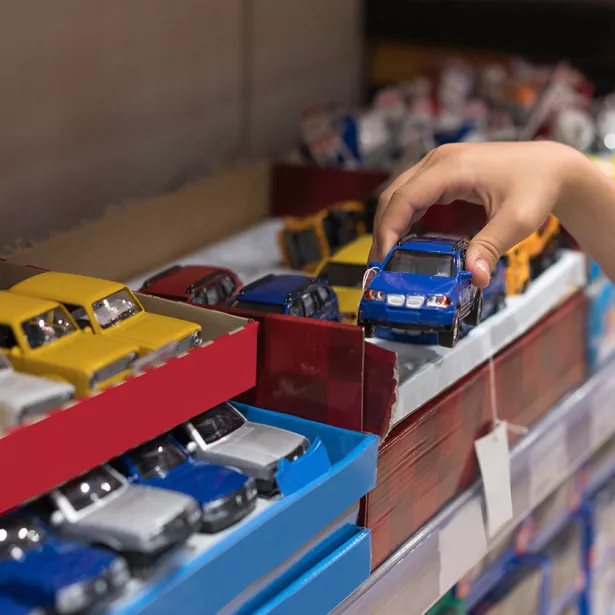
[209,423,308,467]
[146,461,249,505]
[29,334,138,374]
[70,485,194,541]
[369,270,458,296]
[0,368,73,413]
[102,312,199,355]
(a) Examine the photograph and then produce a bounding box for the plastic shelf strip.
[333,359,615,615]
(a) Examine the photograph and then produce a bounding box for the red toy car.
[139,265,242,307]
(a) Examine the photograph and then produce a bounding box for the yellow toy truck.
[503,214,560,295]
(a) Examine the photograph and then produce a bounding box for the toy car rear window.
[385,251,455,277]
[0,518,45,561]
[318,263,366,288]
[232,300,285,314]
[59,467,123,512]
[129,435,187,480]
[191,403,245,444]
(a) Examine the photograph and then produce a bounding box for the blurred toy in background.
[278,201,366,272]
[313,234,372,324]
[295,55,603,171]
[139,265,242,307]
[358,234,481,348]
[228,273,341,322]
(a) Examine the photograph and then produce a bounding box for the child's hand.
[370,141,594,287]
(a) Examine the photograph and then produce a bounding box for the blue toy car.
[0,513,130,614]
[114,434,258,533]
[228,273,341,321]
[359,234,482,348]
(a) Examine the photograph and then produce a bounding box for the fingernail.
[475,258,490,276]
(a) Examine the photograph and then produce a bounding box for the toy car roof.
[238,274,316,305]
[397,233,468,253]
[0,290,64,322]
[141,265,234,296]
[11,272,125,306]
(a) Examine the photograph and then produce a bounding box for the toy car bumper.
[359,302,456,332]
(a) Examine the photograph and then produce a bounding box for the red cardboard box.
[366,292,588,568]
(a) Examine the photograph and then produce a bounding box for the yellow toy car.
[10,272,202,357]
[313,234,372,324]
[0,291,139,396]
[278,202,367,273]
[504,214,560,295]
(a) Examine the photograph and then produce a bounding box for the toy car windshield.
[191,403,245,445]
[232,300,285,314]
[0,517,45,561]
[129,436,187,480]
[92,290,142,329]
[385,251,455,278]
[59,467,124,512]
[21,308,77,349]
[318,263,366,288]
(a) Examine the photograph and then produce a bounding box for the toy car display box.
[0,260,257,513]
[587,275,615,372]
[98,404,378,615]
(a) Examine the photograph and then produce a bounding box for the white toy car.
[0,354,75,427]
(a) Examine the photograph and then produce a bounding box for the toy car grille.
[94,354,136,384]
[175,334,196,356]
[19,394,70,423]
[406,296,425,309]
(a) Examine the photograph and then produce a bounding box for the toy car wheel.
[438,310,460,348]
[363,322,378,338]
[464,290,483,327]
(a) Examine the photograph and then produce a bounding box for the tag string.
[487,355,528,436]
[362,267,380,293]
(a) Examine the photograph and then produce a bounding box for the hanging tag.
[474,421,513,538]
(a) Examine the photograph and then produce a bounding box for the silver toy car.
[0,354,74,428]
[176,402,310,496]
[46,465,202,561]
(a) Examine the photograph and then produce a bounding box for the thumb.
[467,206,535,288]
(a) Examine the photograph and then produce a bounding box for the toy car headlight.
[56,580,91,613]
[426,295,452,308]
[363,289,385,302]
[109,557,131,587]
[191,330,203,347]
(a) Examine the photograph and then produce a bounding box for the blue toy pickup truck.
[359,234,483,348]
[115,434,258,533]
[0,513,129,614]
[228,274,341,322]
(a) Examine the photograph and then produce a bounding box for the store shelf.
[333,359,615,615]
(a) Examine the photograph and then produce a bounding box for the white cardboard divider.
[373,250,587,426]
[333,360,615,615]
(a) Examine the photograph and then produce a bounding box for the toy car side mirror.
[460,270,472,280]
[368,261,382,270]
[50,510,64,526]
[186,441,198,454]
[9,346,22,358]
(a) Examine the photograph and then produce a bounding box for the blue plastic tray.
[103,404,378,615]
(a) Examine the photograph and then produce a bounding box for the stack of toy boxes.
[365,293,588,567]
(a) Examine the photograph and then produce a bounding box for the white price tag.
[529,424,567,507]
[474,422,513,538]
[438,499,487,594]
